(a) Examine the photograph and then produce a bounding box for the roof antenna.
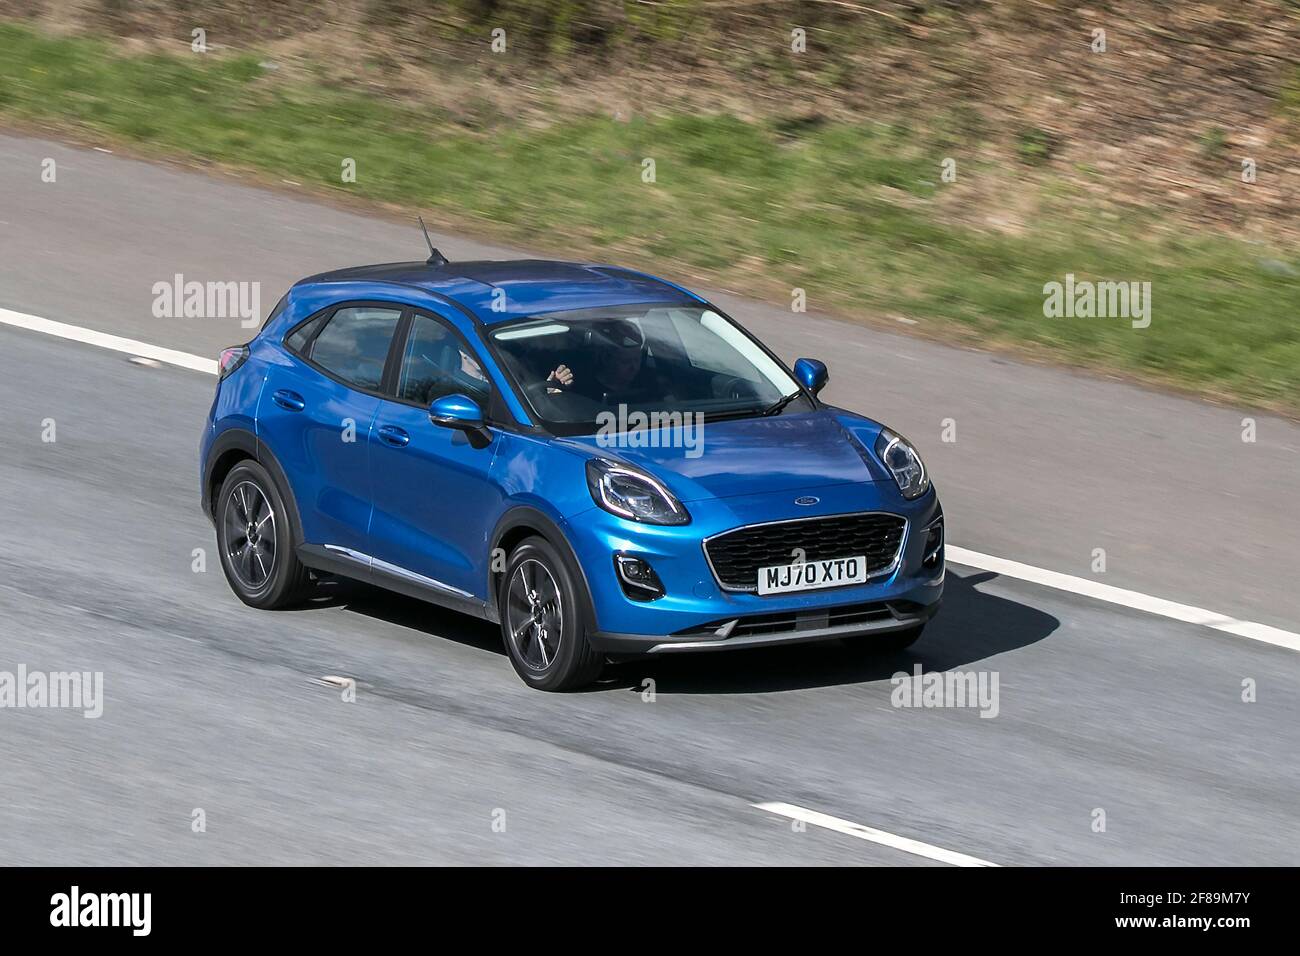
[417,216,448,267]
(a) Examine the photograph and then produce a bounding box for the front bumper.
[592,596,939,655]
[565,479,945,656]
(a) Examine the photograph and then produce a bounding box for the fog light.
[614,554,665,601]
[923,518,944,570]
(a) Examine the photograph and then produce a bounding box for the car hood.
[561,410,892,501]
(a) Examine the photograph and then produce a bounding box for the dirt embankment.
[6,0,1299,243]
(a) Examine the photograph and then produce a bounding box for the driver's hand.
[546,364,573,393]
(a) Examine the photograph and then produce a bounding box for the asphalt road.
[1,131,1298,865]
[3,132,1298,631]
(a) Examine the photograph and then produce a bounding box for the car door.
[367,308,504,600]
[258,303,404,554]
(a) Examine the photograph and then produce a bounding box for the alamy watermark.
[0,665,103,718]
[890,664,999,718]
[152,274,261,328]
[1043,274,1151,329]
[50,886,150,936]
[595,405,704,459]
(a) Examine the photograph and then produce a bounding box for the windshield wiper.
[699,393,801,423]
[759,392,801,417]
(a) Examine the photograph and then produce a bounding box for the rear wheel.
[500,536,603,691]
[215,460,312,609]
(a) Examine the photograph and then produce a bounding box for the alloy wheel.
[505,558,563,671]
[224,480,277,591]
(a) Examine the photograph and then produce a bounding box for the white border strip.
[754,802,997,866]
[3,307,1298,653]
[0,309,218,375]
[947,546,1300,652]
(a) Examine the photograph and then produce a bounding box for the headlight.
[875,428,930,500]
[586,459,690,525]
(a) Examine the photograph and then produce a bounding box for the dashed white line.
[2,306,1298,654]
[754,802,997,866]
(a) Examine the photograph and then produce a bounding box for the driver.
[547,319,659,404]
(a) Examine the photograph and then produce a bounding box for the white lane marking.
[754,802,997,866]
[0,309,218,375]
[3,308,1299,653]
[947,546,1300,653]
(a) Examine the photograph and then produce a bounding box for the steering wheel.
[715,375,757,401]
[523,379,564,404]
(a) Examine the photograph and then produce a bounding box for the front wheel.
[499,536,603,691]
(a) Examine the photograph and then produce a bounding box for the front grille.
[704,512,907,592]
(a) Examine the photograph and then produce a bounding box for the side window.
[397,313,490,406]
[308,306,403,391]
[285,312,327,355]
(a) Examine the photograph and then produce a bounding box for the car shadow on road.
[319,567,1058,696]
[594,569,1060,695]
[307,576,507,656]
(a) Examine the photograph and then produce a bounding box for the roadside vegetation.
[0,4,1297,413]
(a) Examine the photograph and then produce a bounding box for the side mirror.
[429,393,485,432]
[793,357,829,396]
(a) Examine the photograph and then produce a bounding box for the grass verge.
[0,21,1296,413]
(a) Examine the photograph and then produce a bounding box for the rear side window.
[308,306,402,391]
[285,313,327,355]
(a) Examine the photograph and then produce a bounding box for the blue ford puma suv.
[201,257,944,690]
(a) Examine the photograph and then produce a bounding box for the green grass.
[1,21,1296,412]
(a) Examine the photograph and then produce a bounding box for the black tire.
[842,624,925,655]
[499,536,603,691]
[215,460,312,609]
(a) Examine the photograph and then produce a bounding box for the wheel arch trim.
[488,506,597,629]
[204,427,305,547]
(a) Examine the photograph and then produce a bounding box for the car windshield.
[489,304,807,435]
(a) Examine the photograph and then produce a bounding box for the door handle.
[377,425,410,447]
[271,389,306,412]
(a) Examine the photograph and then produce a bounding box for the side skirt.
[297,544,497,623]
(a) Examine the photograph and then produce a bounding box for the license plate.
[757,555,868,595]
